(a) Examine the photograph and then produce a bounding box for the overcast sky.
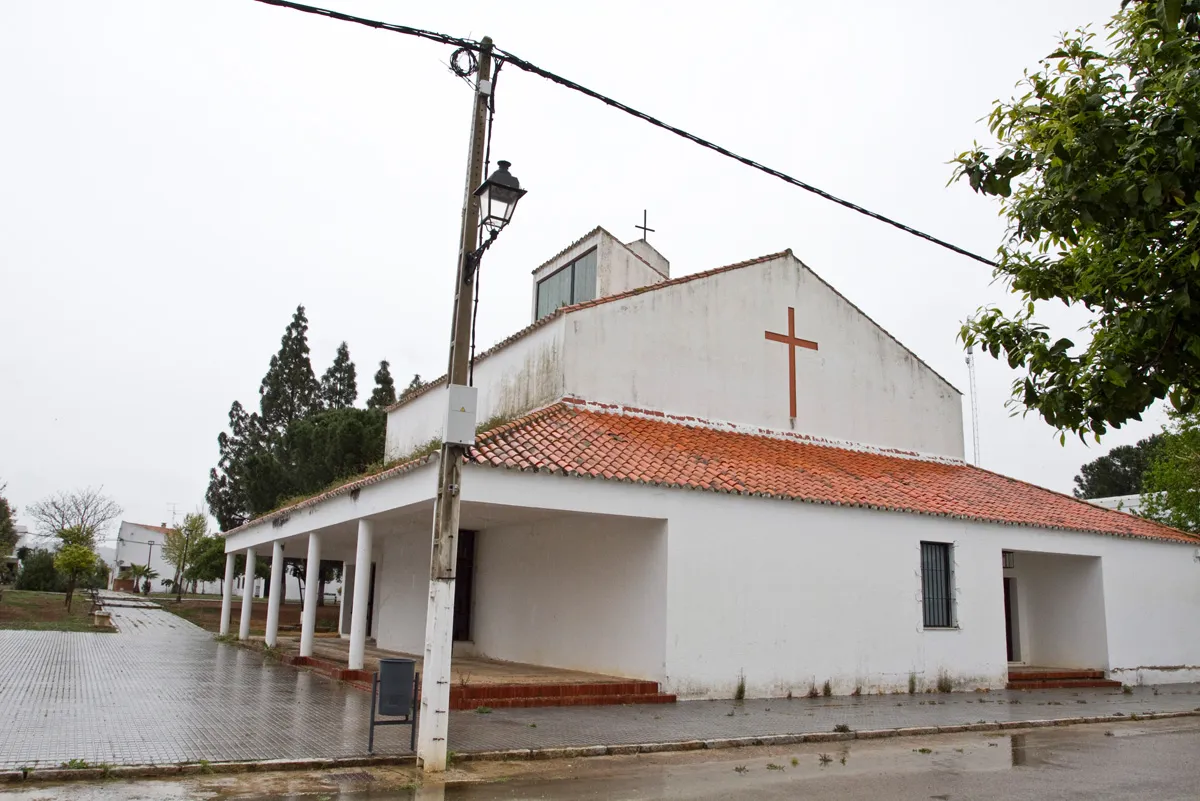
[1,0,1158,542]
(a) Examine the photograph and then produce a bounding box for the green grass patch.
[0,590,111,633]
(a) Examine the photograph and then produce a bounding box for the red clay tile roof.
[470,402,1197,544]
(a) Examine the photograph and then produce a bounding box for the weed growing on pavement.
[1122,685,1134,695]
[60,759,90,769]
[914,748,932,755]
[734,765,748,774]
[822,680,832,697]
[734,672,746,701]
[766,763,784,771]
[475,706,492,714]
[833,723,851,733]
[937,671,953,693]
[908,672,917,694]
[806,681,820,699]
[790,757,799,767]
[818,753,832,765]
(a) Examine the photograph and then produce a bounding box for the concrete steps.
[1006,668,1122,691]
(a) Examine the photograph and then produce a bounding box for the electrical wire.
[251,0,997,268]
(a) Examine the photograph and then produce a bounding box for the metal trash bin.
[369,658,419,753]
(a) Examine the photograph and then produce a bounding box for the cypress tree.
[259,305,320,431]
[320,341,358,409]
[366,360,397,410]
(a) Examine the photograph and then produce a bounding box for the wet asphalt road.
[4,718,1199,800]
[437,718,1200,800]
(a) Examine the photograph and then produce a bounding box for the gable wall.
[383,317,566,461]
[561,253,965,458]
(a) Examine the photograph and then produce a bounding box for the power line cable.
[252,0,997,267]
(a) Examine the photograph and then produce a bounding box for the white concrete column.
[299,533,322,658]
[348,519,373,670]
[218,552,237,636]
[238,547,256,640]
[264,541,285,647]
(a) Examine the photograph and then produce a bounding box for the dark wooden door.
[453,530,476,642]
[367,563,376,638]
[1003,577,1015,662]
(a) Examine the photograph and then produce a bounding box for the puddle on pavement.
[8,721,1191,801]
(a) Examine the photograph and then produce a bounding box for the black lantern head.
[474,160,526,234]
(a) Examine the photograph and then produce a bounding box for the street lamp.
[474,160,526,235]
[465,160,526,279]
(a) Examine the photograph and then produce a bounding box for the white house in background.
[222,225,1200,696]
[1088,494,1147,516]
[115,521,339,601]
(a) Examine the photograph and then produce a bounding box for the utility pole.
[416,35,494,774]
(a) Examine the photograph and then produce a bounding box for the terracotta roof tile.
[469,403,1197,545]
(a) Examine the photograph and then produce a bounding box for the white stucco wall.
[595,235,666,298]
[373,525,434,655]
[461,466,1200,697]
[383,317,566,462]
[562,253,965,459]
[471,516,668,680]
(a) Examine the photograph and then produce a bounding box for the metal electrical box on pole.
[443,385,479,447]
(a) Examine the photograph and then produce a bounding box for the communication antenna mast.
[965,345,981,466]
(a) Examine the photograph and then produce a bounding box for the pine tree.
[320,342,358,409]
[366,360,397,410]
[0,482,17,559]
[259,305,320,431]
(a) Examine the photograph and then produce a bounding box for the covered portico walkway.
[218,459,670,693]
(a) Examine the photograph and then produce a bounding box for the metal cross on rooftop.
[635,209,655,241]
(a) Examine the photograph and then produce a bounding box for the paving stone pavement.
[0,602,399,769]
[447,682,1200,753]
[2,598,1198,768]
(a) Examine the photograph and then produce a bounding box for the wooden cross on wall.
[765,307,819,419]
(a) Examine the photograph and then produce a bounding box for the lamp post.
[416,36,526,774]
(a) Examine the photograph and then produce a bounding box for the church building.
[221,225,1200,698]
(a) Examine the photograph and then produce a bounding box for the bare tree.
[26,487,122,543]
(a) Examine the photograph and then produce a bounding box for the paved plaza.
[1,597,1198,769]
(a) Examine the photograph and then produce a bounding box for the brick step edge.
[453,682,661,702]
[1008,671,1106,681]
[453,693,678,710]
[1006,680,1123,690]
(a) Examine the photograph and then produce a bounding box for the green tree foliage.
[1073,435,1163,498]
[208,307,390,531]
[185,535,227,586]
[164,513,207,601]
[207,400,268,532]
[54,543,98,611]
[320,341,358,409]
[953,0,1200,438]
[259,305,320,432]
[1141,410,1200,532]
[405,373,424,396]
[366,360,397,410]
[57,524,97,550]
[0,481,16,559]
[15,548,62,592]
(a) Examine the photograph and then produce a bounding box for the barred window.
[921,541,955,628]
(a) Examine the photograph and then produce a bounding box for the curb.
[453,709,1200,764]
[0,754,416,785]
[3,710,1196,785]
